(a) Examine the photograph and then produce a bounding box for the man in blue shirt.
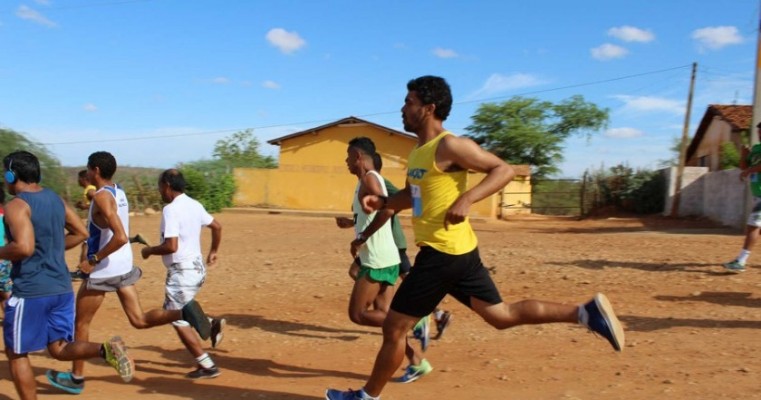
[1,150,134,399]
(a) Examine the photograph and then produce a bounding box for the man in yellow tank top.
[326,76,625,400]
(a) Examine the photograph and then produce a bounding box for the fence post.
[580,171,587,217]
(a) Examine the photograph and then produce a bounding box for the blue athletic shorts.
[3,292,75,354]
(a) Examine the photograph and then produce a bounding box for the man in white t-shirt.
[140,169,225,379]
[47,152,214,394]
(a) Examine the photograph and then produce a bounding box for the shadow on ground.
[547,259,745,274]
[222,313,377,340]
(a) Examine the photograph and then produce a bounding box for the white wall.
[664,166,747,228]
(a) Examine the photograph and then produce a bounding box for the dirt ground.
[1,211,760,400]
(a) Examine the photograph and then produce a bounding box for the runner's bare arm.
[206,219,222,266]
[63,200,88,250]
[0,198,34,261]
[361,185,412,214]
[141,237,177,259]
[439,135,514,229]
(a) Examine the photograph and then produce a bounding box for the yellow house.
[233,116,531,218]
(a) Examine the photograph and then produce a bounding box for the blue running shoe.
[412,315,430,351]
[723,259,746,273]
[583,293,625,352]
[325,388,378,400]
[394,359,433,383]
[46,370,84,394]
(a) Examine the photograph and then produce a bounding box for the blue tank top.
[9,189,72,298]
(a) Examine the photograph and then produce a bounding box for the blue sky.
[0,0,758,178]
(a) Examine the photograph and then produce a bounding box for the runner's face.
[401,90,428,133]
[346,147,361,175]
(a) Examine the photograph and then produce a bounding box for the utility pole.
[670,62,697,217]
[751,4,761,144]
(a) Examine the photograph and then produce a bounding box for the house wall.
[686,119,734,171]
[233,166,529,218]
[278,123,415,171]
[234,123,532,219]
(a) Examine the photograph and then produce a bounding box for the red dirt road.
[1,212,759,400]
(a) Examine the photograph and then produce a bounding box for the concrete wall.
[664,166,747,228]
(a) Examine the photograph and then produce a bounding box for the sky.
[0,0,758,178]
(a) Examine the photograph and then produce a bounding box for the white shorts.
[163,256,206,310]
[749,199,761,227]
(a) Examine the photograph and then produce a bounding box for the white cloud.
[613,95,684,115]
[211,77,230,85]
[83,103,97,112]
[16,5,56,27]
[468,73,548,99]
[590,43,628,60]
[605,127,644,138]
[266,28,306,54]
[432,47,458,58]
[692,26,743,50]
[262,80,280,89]
[607,26,654,43]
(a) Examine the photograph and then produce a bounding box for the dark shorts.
[390,246,502,318]
[398,249,412,275]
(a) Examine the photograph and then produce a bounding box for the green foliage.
[179,164,236,213]
[720,141,740,170]
[531,179,584,215]
[213,129,277,169]
[0,128,66,195]
[177,129,275,212]
[584,163,665,214]
[465,95,608,178]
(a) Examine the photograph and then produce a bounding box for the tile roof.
[686,104,752,162]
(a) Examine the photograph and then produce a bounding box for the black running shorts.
[390,246,503,318]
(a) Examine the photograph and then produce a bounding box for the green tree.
[0,128,66,195]
[720,141,740,170]
[213,129,276,169]
[465,95,608,178]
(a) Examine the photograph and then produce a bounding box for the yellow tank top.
[407,131,477,255]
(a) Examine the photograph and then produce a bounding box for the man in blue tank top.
[1,150,134,399]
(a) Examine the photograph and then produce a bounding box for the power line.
[38,63,695,146]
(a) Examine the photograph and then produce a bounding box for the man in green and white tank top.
[335,136,432,383]
[724,122,761,272]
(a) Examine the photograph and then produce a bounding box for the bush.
[584,164,666,214]
[180,161,236,213]
[720,142,740,170]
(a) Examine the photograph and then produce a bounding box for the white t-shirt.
[160,193,214,266]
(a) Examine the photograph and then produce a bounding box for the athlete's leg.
[6,349,36,400]
[72,285,107,377]
[116,285,181,329]
[472,297,577,329]
[363,310,420,396]
[348,275,386,327]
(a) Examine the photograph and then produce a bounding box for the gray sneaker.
[723,260,746,273]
